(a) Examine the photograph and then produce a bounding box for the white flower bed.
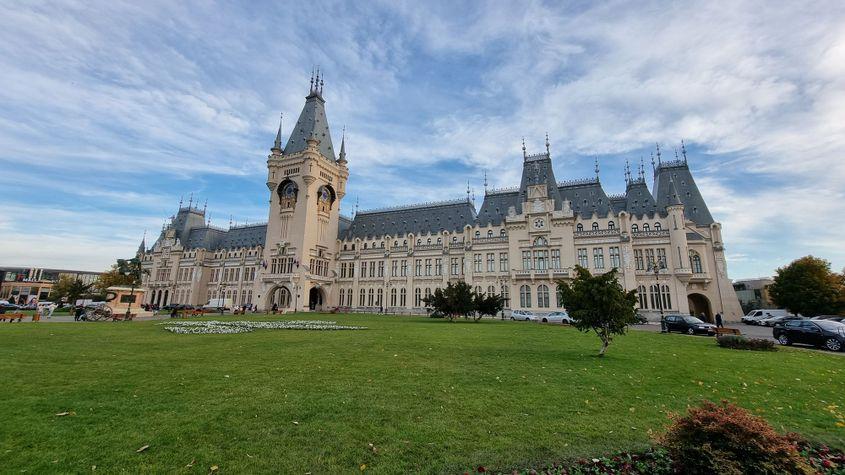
[159,320,366,334]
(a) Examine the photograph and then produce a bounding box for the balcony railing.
[472,236,508,244]
[414,244,442,251]
[631,230,670,238]
[390,245,409,253]
[574,229,621,238]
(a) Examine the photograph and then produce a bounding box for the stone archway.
[688,293,713,322]
[267,286,292,311]
[309,286,324,312]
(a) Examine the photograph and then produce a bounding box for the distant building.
[732,277,775,314]
[0,267,102,304]
[139,72,743,321]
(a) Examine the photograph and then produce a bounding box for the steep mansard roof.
[557,178,612,219]
[623,179,659,217]
[653,160,714,225]
[183,224,267,250]
[476,190,519,226]
[283,91,336,161]
[341,199,477,240]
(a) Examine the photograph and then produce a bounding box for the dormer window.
[592,222,599,231]
[608,221,615,229]
[500,229,506,236]
[487,230,493,237]
[654,223,662,230]
[632,224,639,233]
[643,223,650,231]
[576,223,583,232]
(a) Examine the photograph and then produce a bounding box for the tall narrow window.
[519,285,532,308]
[537,284,550,308]
[661,284,672,309]
[577,248,589,268]
[637,285,647,309]
[689,251,703,273]
[593,248,605,269]
[609,247,620,268]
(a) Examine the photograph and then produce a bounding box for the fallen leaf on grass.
[292,421,299,425]
[210,465,219,473]
[136,445,149,453]
[55,411,76,417]
[186,459,195,468]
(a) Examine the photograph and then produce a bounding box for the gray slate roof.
[183,224,267,250]
[283,91,336,160]
[623,179,658,217]
[342,200,477,240]
[557,178,613,218]
[653,160,714,225]
[476,190,519,226]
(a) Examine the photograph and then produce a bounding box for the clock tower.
[255,71,348,311]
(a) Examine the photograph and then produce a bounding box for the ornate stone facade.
[140,77,743,322]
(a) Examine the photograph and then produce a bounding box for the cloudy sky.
[1,0,843,278]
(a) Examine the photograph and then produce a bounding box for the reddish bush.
[657,400,812,474]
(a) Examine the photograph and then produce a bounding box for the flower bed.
[159,320,366,334]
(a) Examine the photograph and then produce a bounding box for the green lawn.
[1,314,842,473]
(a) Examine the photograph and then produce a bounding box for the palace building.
[139,74,742,322]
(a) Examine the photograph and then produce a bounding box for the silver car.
[541,311,573,324]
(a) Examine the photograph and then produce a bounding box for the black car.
[773,319,845,351]
[633,313,648,325]
[663,314,716,335]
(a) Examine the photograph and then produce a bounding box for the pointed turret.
[271,113,283,155]
[668,179,684,207]
[283,71,336,160]
[337,126,347,165]
[136,231,147,256]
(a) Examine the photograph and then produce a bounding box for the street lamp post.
[123,270,135,321]
[648,257,667,332]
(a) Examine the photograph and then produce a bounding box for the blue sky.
[1,1,844,278]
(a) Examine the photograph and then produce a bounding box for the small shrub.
[716,335,776,351]
[657,400,812,474]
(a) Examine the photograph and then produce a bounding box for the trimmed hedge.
[716,335,777,351]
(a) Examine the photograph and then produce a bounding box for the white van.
[203,298,233,311]
[741,309,791,325]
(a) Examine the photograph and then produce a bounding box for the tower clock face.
[319,187,330,202]
[282,182,296,198]
[534,218,545,229]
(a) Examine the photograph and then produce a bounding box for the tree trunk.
[598,329,610,357]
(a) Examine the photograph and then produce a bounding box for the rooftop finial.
[656,143,662,164]
[651,152,656,172]
[354,196,359,216]
[338,125,347,164]
[625,159,631,184]
[545,132,550,155]
[674,146,679,161]
[681,139,688,163]
[179,195,183,208]
[594,157,600,181]
[188,192,193,208]
[483,169,488,195]
[203,199,207,214]
[639,157,645,180]
[310,67,315,92]
[521,137,526,159]
[273,112,283,152]
[229,214,233,229]
[466,180,471,202]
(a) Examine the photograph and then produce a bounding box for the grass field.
[1,313,843,473]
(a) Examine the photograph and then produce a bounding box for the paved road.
[629,321,845,355]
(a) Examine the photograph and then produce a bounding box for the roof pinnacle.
[521,137,526,159]
[656,143,662,164]
[338,126,347,164]
[272,112,283,152]
[639,157,645,180]
[681,139,688,163]
[651,152,656,172]
[545,132,550,155]
[483,169,488,195]
[594,157,600,181]
[624,159,631,184]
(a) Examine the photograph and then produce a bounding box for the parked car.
[511,310,536,321]
[633,313,649,324]
[816,315,845,323]
[541,311,573,324]
[0,303,21,311]
[760,314,803,327]
[742,309,792,325]
[773,319,845,352]
[663,314,716,335]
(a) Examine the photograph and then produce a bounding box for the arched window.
[416,239,421,245]
[475,231,480,238]
[437,237,442,244]
[537,284,550,308]
[376,288,383,306]
[643,223,650,231]
[363,243,368,249]
[400,288,407,307]
[519,285,532,308]
[608,221,615,229]
[380,242,385,248]
[343,244,347,251]
[359,288,366,307]
[661,284,672,309]
[649,284,660,309]
[592,222,599,230]
[390,288,397,307]
[654,222,662,231]
[533,236,548,247]
[487,285,495,295]
[351,244,356,250]
[689,251,703,273]
[500,229,507,236]
[414,288,422,306]
[452,236,458,243]
[637,285,648,309]
[576,223,584,232]
[427,238,431,244]
[339,289,345,306]
[631,224,639,233]
[368,288,374,306]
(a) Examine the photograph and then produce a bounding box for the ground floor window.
[519,285,531,307]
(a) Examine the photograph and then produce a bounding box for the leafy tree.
[51,275,94,306]
[423,281,503,322]
[95,265,136,294]
[474,292,505,321]
[557,266,638,357]
[769,256,844,317]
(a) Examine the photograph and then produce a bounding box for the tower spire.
[625,159,631,184]
[272,112,283,153]
[674,146,680,161]
[681,139,688,163]
[483,169,488,195]
[521,137,526,159]
[639,157,645,180]
[545,132,550,155]
[338,125,347,164]
[594,157,600,181]
[202,199,207,214]
[310,67,315,93]
[656,143,662,164]
[466,180,471,202]
[650,152,656,172]
[179,195,183,208]
[188,192,193,209]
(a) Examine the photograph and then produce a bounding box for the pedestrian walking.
[715,312,724,328]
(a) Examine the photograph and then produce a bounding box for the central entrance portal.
[308,287,323,311]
